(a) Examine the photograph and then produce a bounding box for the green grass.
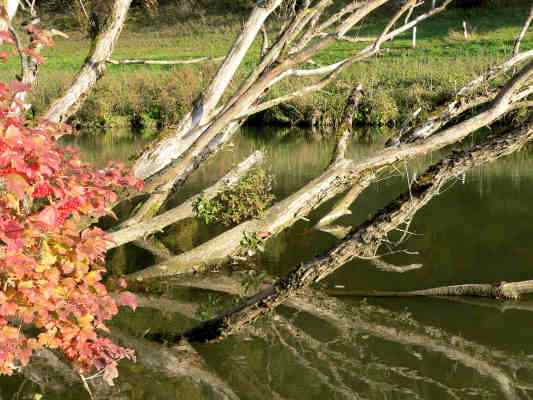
[1,4,531,133]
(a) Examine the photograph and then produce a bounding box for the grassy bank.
[2,4,531,136]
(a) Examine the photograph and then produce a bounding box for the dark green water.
[3,128,533,400]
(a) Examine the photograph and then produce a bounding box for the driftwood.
[140,119,533,344]
[325,280,533,299]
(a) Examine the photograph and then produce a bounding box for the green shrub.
[193,168,275,226]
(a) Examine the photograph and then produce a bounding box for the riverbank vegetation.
[1,2,530,135]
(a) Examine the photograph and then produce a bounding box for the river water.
[2,127,533,399]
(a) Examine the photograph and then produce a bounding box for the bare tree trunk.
[513,4,533,57]
[125,0,453,227]
[43,0,132,123]
[125,60,533,282]
[133,0,283,181]
[0,0,19,33]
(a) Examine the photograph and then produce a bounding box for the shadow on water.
[10,127,533,399]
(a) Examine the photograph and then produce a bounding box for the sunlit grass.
[0,5,530,132]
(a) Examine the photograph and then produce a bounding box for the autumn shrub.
[0,28,140,384]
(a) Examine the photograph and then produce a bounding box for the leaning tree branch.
[132,0,283,181]
[513,4,533,57]
[124,60,533,282]
[172,120,533,343]
[108,150,264,249]
[43,0,132,123]
[128,0,454,226]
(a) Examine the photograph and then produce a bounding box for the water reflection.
[8,127,533,399]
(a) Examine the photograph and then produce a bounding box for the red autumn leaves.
[0,35,142,384]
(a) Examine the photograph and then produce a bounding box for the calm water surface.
[3,127,533,399]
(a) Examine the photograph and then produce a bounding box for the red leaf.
[33,206,58,228]
[4,173,29,199]
[0,31,14,44]
[116,292,137,311]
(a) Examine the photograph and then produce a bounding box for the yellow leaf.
[19,281,34,289]
[77,314,94,331]
[37,241,57,272]
[4,193,19,211]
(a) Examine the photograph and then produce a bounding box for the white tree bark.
[125,0,454,227]
[108,151,264,249]
[43,0,132,123]
[513,4,533,57]
[126,59,533,281]
[0,0,19,33]
[133,0,283,180]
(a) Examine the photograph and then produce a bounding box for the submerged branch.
[154,120,533,344]
[325,280,533,299]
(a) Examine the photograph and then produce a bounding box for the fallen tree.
[141,118,533,344]
[125,58,533,282]
[126,0,455,226]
